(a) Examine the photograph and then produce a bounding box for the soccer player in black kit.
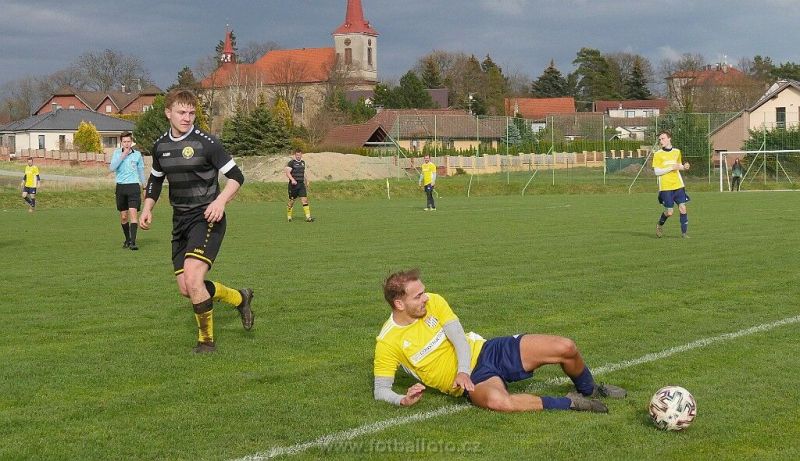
[285,149,314,222]
[139,89,254,353]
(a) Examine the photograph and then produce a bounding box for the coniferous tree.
[396,71,435,108]
[168,66,201,93]
[481,55,509,115]
[624,57,652,100]
[420,57,443,89]
[221,98,290,156]
[572,47,621,108]
[531,60,569,97]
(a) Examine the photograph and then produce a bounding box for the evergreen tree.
[481,55,509,115]
[624,57,652,100]
[572,47,621,107]
[372,83,398,108]
[133,95,167,154]
[420,57,443,89]
[501,122,522,147]
[396,71,435,108]
[168,66,201,93]
[531,60,569,97]
[74,121,102,153]
[773,61,800,81]
[221,99,290,156]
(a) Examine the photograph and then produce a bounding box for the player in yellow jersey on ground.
[21,157,41,213]
[373,269,626,413]
[652,130,691,238]
[419,155,437,211]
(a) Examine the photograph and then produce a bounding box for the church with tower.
[201,0,378,131]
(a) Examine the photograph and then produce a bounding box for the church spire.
[334,0,378,35]
[221,27,235,65]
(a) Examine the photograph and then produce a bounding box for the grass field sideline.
[2,191,799,460]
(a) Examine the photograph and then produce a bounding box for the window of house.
[367,47,373,67]
[625,110,635,118]
[106,105,112,113]
[59,135,66,150]
[776,107,786,129]
[345,48,352,65]
[38,135,45,150]
[643,110,654,117]
[69,105,75,109]
[103,136,117,148]
[293,96,304,113]
[142,105,151,111]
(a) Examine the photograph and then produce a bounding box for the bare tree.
[661,53,706,111]
[238,41,281,64]
[607,52,656,97]
[75,49,152,91]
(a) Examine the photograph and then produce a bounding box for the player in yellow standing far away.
[653,130,691,239]
[419,154,437,211]
[21,157,41,213]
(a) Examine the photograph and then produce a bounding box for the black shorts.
[116,183,142,211]
[171,210,226,275]
[288,183,307,199]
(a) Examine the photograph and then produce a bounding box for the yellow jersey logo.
[182,146,194,159]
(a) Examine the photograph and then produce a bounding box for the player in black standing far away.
[139,89,254,353]
[285,149,314,222]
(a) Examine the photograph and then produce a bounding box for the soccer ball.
[649,386,697,431]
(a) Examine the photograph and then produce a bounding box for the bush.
[73,121,102,153]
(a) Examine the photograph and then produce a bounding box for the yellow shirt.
[421,162,436,186]
[23,165,40,188]
[653,148,684,191]
[374,293,486,397]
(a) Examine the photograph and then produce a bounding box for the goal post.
[718,150,800,192]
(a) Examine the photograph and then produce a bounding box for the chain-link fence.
[383,112,800,190]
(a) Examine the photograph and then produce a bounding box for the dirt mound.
[238,152,399,182]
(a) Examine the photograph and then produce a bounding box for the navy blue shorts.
[658,188,690,208]
[22,187,37,195]
[470,334,533,387]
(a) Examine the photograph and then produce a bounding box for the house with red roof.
[34,85,162,116]
[666,64,759,112]
[321,108,513,153]
[201,0,378,131]
[504,97,576,121]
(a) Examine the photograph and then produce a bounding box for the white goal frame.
[719,150,800,192]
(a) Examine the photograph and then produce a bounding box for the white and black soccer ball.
[649,385,697,431]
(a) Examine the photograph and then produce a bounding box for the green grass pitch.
[2,190,799,460]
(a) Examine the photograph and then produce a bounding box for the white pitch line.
[233,314,800,461]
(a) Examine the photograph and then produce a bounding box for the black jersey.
[150,126,236,213]
[287,159,306,183]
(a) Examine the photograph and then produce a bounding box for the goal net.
[718,150,800,191]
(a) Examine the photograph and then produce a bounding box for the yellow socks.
[193,299,214,344]
[212,281,243,307]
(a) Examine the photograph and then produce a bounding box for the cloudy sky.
[1,0,797,91]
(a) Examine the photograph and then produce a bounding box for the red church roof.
[333,0,378,35]
[201,48,336,88]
